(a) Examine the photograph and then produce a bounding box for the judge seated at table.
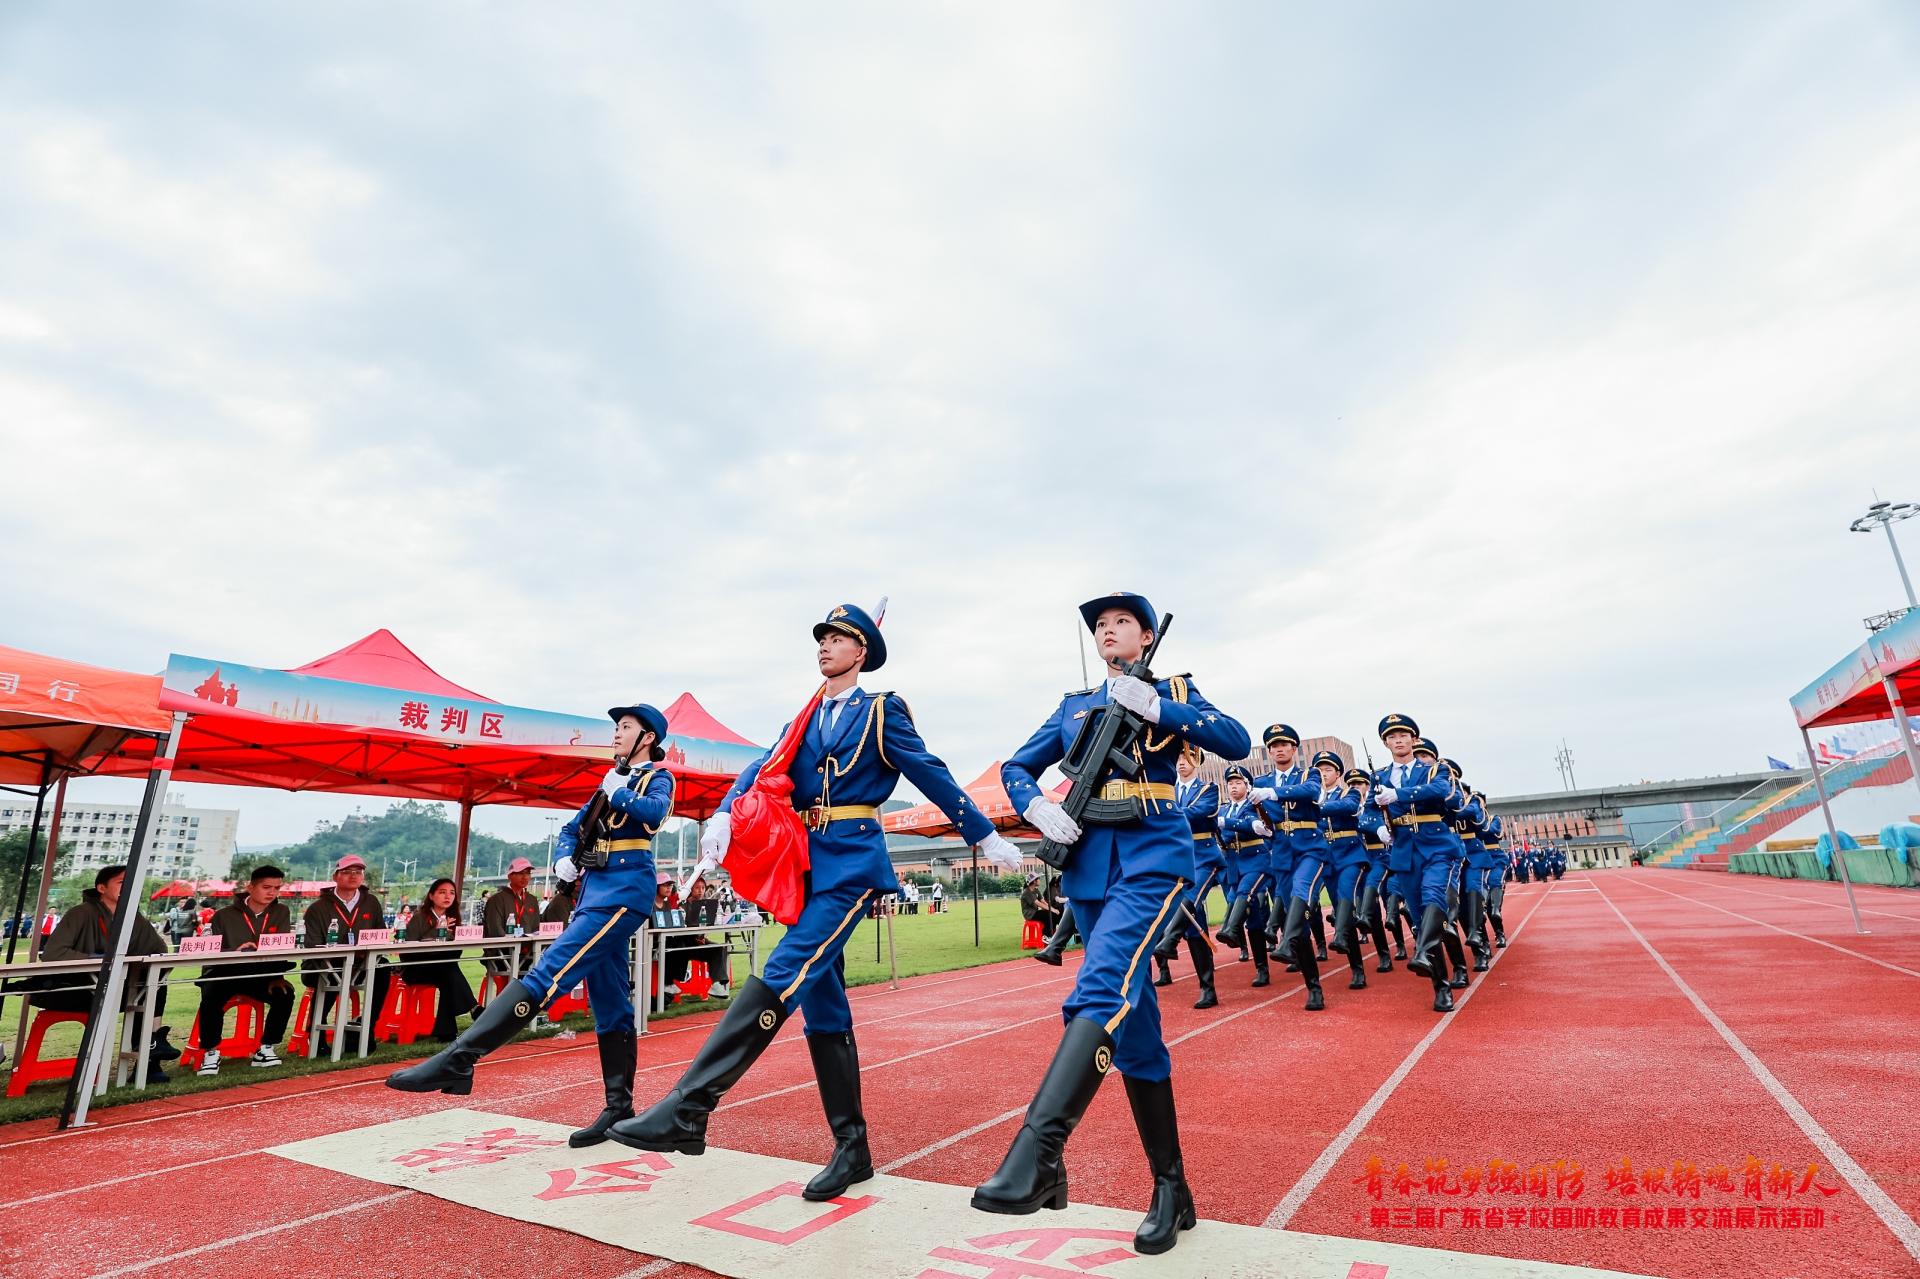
[483,857,543,981]
[299,854,391,1049]
[194,865,296,1076]
[652,875,729,1000]
[400,878,479,1042]
[30,864,178,1081]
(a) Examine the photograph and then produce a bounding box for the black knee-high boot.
[1152,907,1187,962]
[1186,935,1217,1009]
[1490,885,1508,947]
[1034,902,1077,966]
[1387,897,1409,959]
[1334,901,1367,989]
[1249,924,1271,987]
[1281,899,1323,1009]
[1360,884,1393,972]
[1310,904,1329,962]
[608,976,788,1154]
[802,1030,873,1200]
[972,1017,1113,1214]
[570,1029,637,1147]
[1442,920,1469,989]
[1407,904,1446,978]
[1214,896,1250,949]
[1124,1075,1197,1255]
[386,979,539,1095]
[1463,892,1491,971]
[1152,954,1173,987]
[1329,897,1352,955]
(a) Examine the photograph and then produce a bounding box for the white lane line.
[0,959,1076,1153]
[879,983,1304,1174]
[0,1149,252,1209]
[1591,878,1920,1266]
[1612,877,1920,980]
[1262,886,1551,1229]
[87,1189,409,1277]
[1708,878,1920,925]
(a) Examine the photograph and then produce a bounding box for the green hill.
[237,800,546,888]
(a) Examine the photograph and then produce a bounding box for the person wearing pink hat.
[299,854,391,1050]
[482,856,543,985]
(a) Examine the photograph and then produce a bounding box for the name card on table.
[356,928,394,946]
[178,935,222,955]
[538,922,564,938]
[258,932,296,951]
[454,925,483,941]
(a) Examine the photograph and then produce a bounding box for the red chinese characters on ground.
[1350,1154,1840,1231]
[536,1154,674,1200]
[690,1180,880,1245]
[391,1127,562,1174]
[916,1227,1141,1279]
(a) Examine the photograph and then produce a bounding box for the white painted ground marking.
[1616,876,1920,979]
[1710,878,1920,924]
[1262,885,1551,1229]
[1592,879,1920,1266]
[262,1108,1659,1279]
[0,1149,252,1209]
[87,1189,408,1277]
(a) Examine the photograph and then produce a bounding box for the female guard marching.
[975,592,1250,1255]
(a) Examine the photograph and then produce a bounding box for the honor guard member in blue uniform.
[389,702,673,1147]
[1421,742,1472,992]
[1371,715,1463,1012]
[1348,767,1400,971]
[1151,747,1222,1010]
[1255,731,1332,1010]
[976,593,1250,1255]
[1512,843,1532,884]
[612,603,1023,1200]
[1032,883,1082,965]
[1445,764,1496,972]
[1315,752,1373,992]
[1479,809,1509,951]
[1550,845,1567,880]
[1212,765,1274,986]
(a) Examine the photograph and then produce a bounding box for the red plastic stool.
[179,996,266,1070]
[287,987,363,1056]
[1021,920,1045,949]
[548,982,590,1020]
[6,1009,88,1096]
[680,961,714,1001]
[477,972,510,1006]
[378,981,438,1046]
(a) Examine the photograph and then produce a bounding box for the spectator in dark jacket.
[193,865,296,1076]
[35,865,178,1079]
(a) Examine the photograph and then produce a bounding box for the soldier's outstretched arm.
[608,768,676,829]
[880,697,996,844]
[1150,680,1252,760]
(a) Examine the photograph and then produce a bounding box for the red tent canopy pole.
[453,800,473,903]
[1881,673,1920,811]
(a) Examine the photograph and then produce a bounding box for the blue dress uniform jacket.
[1177,778,1224,876]
[1320,785,1369,870]
[1216,799,1270,896]
[554,767,675,911]
[1003,678,1251,902]
[725,689,996,892]
[1373,759,1458,913]
[523,765,676,1033]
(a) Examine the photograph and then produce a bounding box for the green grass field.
[0,895,1046,1124]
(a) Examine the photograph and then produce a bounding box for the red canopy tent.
[1785,608,1920,930]
[92,631,763,893]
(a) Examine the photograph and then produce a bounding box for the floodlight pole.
[1850,500,1919,609]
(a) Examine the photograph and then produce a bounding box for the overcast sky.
[4,2,1919,846]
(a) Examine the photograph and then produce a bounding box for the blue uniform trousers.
[1330,857,1367,905]
[1394,843,1455,914]
[1229,862,1271,938]
[760,883,876,1035]
[1288,853,1331,906]
[522,905,644,1034]
[1365,860,1392,900]
[1063,866,1186,1082]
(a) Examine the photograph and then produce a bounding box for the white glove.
[1108,675,1161,722]
[701,812,732,861]
[1024,796,1083,844]
[1252,818,1273,838]
[600,768,629,799]
[1375,787,1398,806]
[977,832,1024,871]
[1248,786,1277,803]
[554,855,579,883]
[1378,825,1393,846]
[678,853,719,899]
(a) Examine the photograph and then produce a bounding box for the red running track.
[1,870,1916,1279]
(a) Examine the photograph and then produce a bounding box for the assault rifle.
[1035,614,1174,871]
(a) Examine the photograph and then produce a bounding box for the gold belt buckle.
[804,804,826,832]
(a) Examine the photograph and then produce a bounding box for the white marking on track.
[1261,887,1550,1229]
[1612,877,1920,979]
[1707,877,1920,924]
[86,1189,408,1277]
[1592,879,1920,1266]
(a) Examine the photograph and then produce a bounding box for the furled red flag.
[721,686,822,925]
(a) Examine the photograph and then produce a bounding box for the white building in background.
[0,791,238,879]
